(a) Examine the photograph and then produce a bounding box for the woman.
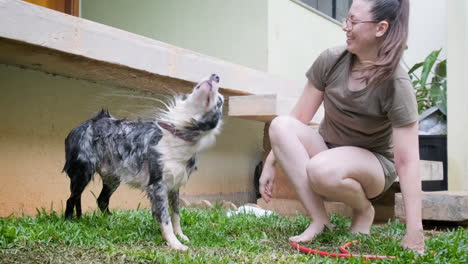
[259,0,425,253]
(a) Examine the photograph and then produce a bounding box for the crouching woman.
[259,0,424,253]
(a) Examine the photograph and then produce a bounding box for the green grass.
[0,206,467,263]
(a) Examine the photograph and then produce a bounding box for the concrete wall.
[447,0,468,191]
[81,0,269,72]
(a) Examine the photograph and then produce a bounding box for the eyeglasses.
[342,18,379,30]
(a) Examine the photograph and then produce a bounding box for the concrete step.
[395,191,468,222]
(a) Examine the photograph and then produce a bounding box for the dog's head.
[183,74,224,133]
[186,73,223,112]
[158,74,224,144]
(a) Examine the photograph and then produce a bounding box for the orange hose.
[291,241,396,260]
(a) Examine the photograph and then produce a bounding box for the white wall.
[404,0,447,68]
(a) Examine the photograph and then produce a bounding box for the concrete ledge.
[0,0,301,97]
[228,94,324,123]
[395,160,443,182]
[395,191,468,221]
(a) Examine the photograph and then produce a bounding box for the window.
[299,0,352,22]
[22,0,79,16]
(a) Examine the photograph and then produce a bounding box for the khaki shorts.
[325,143,397,201]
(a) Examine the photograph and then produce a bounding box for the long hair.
[358,0,409,87]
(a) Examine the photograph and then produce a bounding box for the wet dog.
[63,74,223,250]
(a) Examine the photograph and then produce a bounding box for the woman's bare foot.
[349,204,375,234]
[289,222,333,243]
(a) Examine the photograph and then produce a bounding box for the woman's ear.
[375,20,389,37]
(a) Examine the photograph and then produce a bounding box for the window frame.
[293,0,351,24]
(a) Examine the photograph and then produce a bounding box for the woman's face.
[343,0,381,57]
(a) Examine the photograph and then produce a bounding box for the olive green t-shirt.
[306,46,418,161]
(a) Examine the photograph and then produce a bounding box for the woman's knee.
[269,115,297,142]
[306,156,342,193]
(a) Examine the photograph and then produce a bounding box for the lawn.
[1,206,466,263]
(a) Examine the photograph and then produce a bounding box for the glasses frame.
[342,18,379,30]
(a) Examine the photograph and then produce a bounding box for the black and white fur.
[63,74,223,250]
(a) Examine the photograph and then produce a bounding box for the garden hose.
[291,240,396,260]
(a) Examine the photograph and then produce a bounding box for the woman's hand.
[401,228,425,254]
[259,158,276,203]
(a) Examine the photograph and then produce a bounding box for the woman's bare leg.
[268,116,332,242]
[306,146,386,235]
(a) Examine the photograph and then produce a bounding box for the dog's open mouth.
[205,96,210,108]
[200,79,216,109]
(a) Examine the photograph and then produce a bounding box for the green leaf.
[435,59,447,78]
[436,80,447,115]
[408,62,424,76]
[408,49,447,115]
[420,49,441,87]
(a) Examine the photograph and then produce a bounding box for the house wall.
[404,0,447,67]
[81,0,269,72]
[447,0,468,191]
[267,0,345,83]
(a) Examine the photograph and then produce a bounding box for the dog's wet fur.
[63,74,223,250]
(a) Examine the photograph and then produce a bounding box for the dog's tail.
[63,110,110,175]
[62,120,92,174]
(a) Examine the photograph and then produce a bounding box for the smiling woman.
[260,0,425,255]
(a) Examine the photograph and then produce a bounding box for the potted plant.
[406,49,447,191]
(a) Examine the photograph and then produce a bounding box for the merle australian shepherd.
[63,74,223,250]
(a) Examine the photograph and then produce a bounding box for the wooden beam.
[228,94,295,122]
[228,94,324,123]
[0,0,301,98]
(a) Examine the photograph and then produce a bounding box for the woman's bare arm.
[392,121,425,253]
